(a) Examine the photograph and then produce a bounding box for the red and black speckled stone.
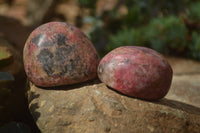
[98,46,173,100]
[23,22,100,87]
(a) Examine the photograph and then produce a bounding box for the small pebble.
[23,22,99,87]
[103,125,111,132]
[88,116,95,122]
[98,46,173,100]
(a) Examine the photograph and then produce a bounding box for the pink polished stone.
[98,46,173,100]
[23,22,99,87]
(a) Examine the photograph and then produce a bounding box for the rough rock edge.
[28,80,200,133]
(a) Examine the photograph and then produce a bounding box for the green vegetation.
[107,28,146,52]
[144,16,188,53]
[0,48,12,67]
[187,2,200,22]
[188,32,200,59]
[78,0,200,60]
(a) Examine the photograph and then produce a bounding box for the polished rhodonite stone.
[98,46,173,100]
[23,22,99,87]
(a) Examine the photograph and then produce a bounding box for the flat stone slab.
[165,57,200,108]
[166,75,200,108]
[167,57,200,75]
[28,81,200,133]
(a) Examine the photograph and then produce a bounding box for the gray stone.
[28,81,200,133]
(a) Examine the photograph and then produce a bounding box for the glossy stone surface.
[23,22,99,87]
[98,46,173,100]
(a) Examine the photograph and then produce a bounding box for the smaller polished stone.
[23,22,99,87]
[98,46,173,100]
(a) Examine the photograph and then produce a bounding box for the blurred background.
[0,0,200,132]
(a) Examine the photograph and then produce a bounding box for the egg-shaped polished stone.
[23,22,99,87]
[98,46,173,100]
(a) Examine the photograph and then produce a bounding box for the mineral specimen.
[23,22,99,87]
[98,46,173,100]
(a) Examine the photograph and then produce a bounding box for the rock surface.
[28,81,200,133]
[28,57,200,133]
[24,22,99,87]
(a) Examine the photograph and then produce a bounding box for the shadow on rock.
[106,85,200,115]
[38,78,101,91]
[29,103,41,122]
[28,92,41,122]
[28,91,40,103]
[153,98,200,115]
